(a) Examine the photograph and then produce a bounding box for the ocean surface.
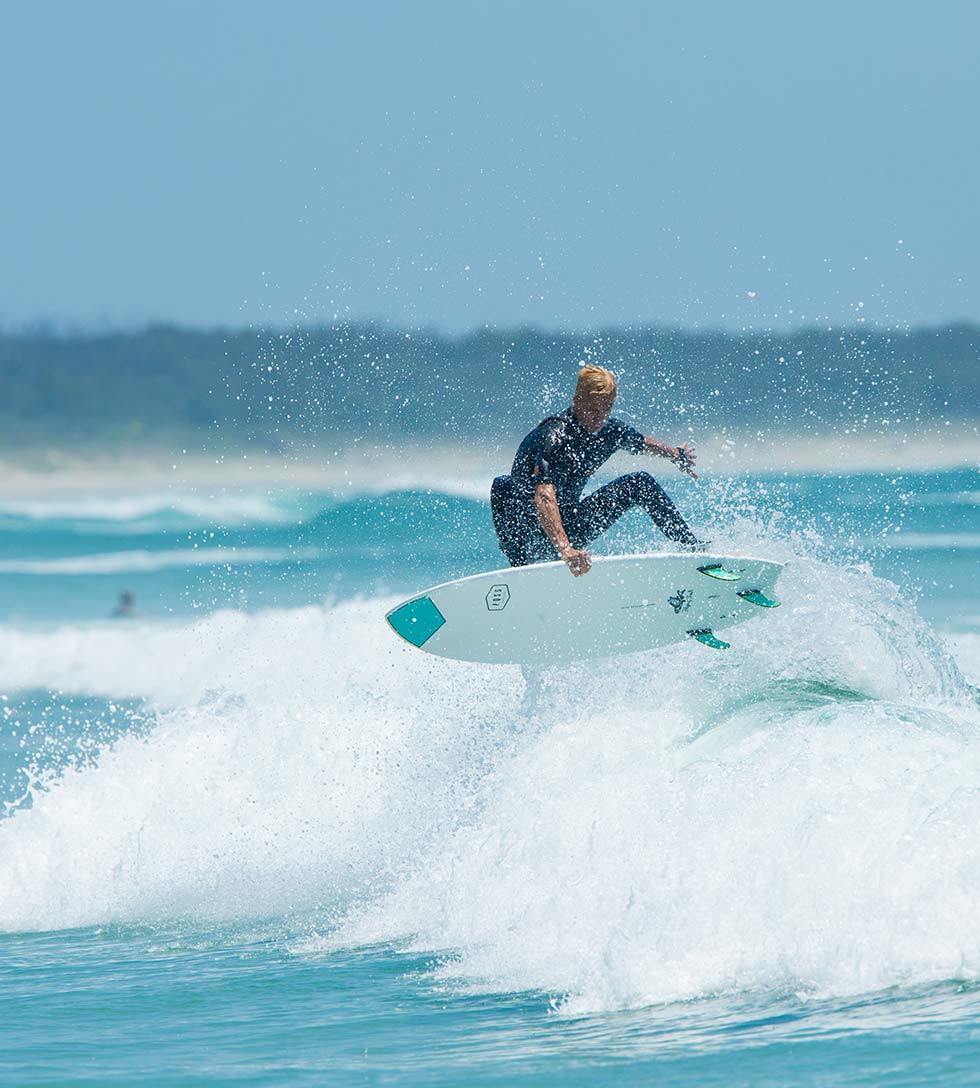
[1,462,979,1085]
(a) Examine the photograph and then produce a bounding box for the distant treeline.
[0,323,977,452]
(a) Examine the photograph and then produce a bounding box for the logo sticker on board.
[668,588,693,614]
[486,584,510,611]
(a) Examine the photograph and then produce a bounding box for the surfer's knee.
[626,470,662,495]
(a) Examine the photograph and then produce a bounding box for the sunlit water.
[1,466,978,1085]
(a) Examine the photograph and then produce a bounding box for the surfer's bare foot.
[681,538,711,552]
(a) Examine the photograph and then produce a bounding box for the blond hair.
[574,364,617,399]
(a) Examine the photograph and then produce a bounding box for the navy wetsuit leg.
[563,471,700,548]
[490,476,555,566]
[490,476,522,565]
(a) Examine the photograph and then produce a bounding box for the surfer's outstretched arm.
[643,437,700,479]
[533,481,591,576]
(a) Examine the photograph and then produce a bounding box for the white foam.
[0,546,322,576]
[950,633,980,686]
[0,608,321,704]
[325,689,980,1015]
[0,491,300,525]
[0,600,523,929]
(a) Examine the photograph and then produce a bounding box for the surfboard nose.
[385,596,446,648]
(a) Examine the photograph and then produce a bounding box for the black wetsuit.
[491,407,700,566]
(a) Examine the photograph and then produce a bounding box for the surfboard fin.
[697,564,743,582]
[738,589,780,608]
[688,628,731,650]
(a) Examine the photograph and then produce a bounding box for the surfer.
[491,365,707,576]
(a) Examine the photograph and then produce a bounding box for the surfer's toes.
[681,538,712,552]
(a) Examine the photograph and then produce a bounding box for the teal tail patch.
[698,563,743,582]
[738,589,780,608]
[386,596,446,648]
[688,628,731,650]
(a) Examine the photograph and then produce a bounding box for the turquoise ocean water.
[1,464,979,1085]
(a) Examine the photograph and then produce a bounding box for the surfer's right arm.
[533,481,591,576]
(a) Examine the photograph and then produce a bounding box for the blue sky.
[2,1,977,331]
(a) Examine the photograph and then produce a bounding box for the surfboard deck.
[385,552,784,665]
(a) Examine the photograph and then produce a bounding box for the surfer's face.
[573,392,615,433]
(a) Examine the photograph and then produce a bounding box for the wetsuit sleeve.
[609,418,646,454]
[532,422,563,486]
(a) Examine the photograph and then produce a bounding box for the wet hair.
[574,365,617,399]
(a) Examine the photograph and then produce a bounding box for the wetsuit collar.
[568,404,605,437]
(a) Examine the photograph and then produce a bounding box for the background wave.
[0,479,493,535]
[0,546,323,576]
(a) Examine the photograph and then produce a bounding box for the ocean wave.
[0,479,493,531]
[911,489,980,508]
[842,488,980,510]
[0,491,303,526]
[1,562,979,1018]
[0,546,322,575]
[874,532,980,551]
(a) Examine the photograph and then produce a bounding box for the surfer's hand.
[675,444,699,480]
[561,546,591,577]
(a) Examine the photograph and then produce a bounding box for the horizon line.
[3,317,979,341]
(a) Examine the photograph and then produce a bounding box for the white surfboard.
[385,552,784,664]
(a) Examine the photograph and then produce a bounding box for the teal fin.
[688,628,731,650]
[386,596,446,648]
[698,563,743,582]
[738,589,780,608]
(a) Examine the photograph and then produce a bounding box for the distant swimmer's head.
[111,589,135,619]
[573,365,617,432]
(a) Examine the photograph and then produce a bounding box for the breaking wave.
[1,553,979,1017]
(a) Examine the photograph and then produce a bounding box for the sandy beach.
[0,425,975,498]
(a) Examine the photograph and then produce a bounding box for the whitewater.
[1,467,979,1085]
